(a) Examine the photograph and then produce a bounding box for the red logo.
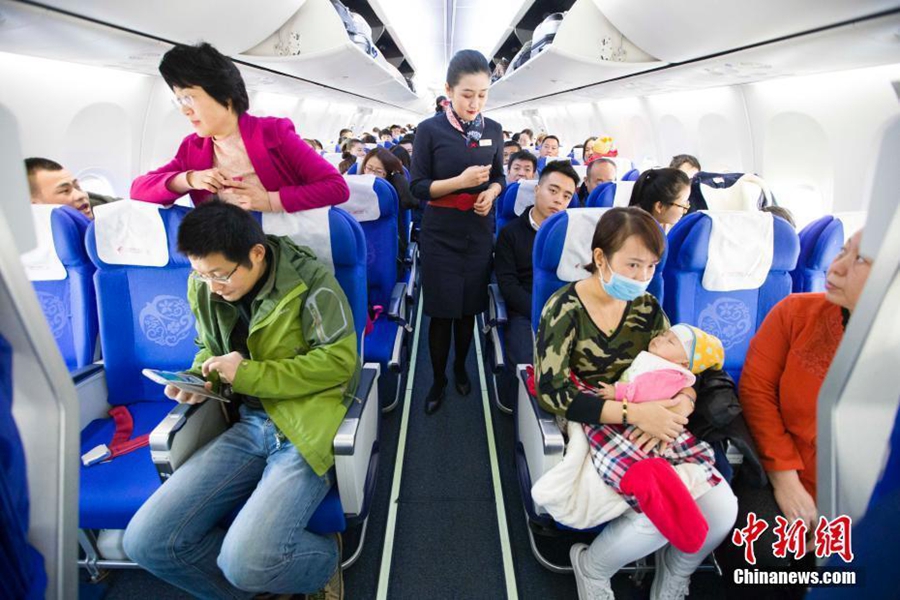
[732,514,855,564]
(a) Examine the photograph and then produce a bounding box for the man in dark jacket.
[494,160,580,403]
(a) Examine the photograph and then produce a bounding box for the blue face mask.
[599,263,651,301]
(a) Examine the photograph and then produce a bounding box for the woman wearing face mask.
[131,43,348,212]
[534,207,737,600]
[410,49,506,415]
[628,168,692,232]
[716,229,872,600]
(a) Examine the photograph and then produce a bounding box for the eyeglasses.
[190,262,240,284]
[363,165,387,177]
[671,202,691,214]
[171,94,195,110]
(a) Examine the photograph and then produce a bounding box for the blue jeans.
[123,404,338,599]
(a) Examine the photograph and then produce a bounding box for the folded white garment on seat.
[612,181,635,207]
[341,174,381,223]
[556,208,609,283]
[94,200,169,267]
[262,207,334,272]
[701,211,774,291]
[514,180,538,216]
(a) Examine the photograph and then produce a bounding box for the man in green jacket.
[124,200,358,599]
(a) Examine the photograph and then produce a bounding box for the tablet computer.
[141,369,230,403]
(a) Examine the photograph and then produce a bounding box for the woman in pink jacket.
[131,43,349,213]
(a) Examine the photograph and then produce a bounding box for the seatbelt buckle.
[81,444,111,467]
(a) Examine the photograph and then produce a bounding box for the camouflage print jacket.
[534,282,668,424]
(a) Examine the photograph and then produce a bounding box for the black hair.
[511,133,521,143]
[313,139,323,150]
[362,147,403,176]
[669,154,701,171]
[504,140,521,149]
[539,160,580,188]
[390,145,411,169]
[24,157,64,195]
[521,128,534,137]
[628,168,691,213]
[507,150,537,171]
[585,207,666,273]
[435,95,447,113]
[446,49,491,87]
[177,200,266,267]
[360,133,377,144]
[379,129,393,139]
[390,124,402,131]
[542,135,560,146]
[339,128,352,139]
[159,42,249,115]
[399,134,415,145]
[761,205,796,228]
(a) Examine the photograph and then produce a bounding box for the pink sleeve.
[615,369,693,403]
[273,119,350,213]
[130,137,193,205]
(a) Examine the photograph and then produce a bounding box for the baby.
[582,324,725,553]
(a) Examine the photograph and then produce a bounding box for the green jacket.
[187,235,360,475]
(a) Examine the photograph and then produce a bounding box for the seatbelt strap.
[81,406,150,467]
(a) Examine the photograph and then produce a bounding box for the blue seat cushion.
[307,486,347,535]
[79,401,175,530]
[364,316,398,365]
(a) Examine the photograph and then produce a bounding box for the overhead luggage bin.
[35,0,306,56]
[593,0,899,64]
[241,0,423,108]
[488,0,665,108]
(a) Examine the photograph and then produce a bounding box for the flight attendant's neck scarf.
[445,102,484,149]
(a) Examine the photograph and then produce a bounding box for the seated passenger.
[123,201,358,598]
[670,154,701,179]
[378,129,394,146]
[516,130,533,149]
[581,136,598,164]
[628,168,692,232]
[390,124,403,141]
[398,134,415,155]
[361,147,419,267]
[503,140,521,165]
[539,135,560,158]
[584,324,726,554]
[338,138,365,174]
[506,150,537,185]
[25,157,117,219]
[534,207,737,600]
[716,229,871,599]
[131,43,347,213]
[579,157,617,203]
[495,160,579,399]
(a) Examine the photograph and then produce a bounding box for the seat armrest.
[405,242,419,301]
[487,283,508,327]
[387,281,409,324]
[149,400,229,482]
[334,364,380,517]
[76,364,109,430]
[71,363,104,385]
[516,366,564,515]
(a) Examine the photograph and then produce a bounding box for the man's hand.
[164,382,212,405]
[202,351,244,384]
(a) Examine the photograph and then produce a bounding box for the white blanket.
[612,181,636,207]
[531,422,714,530]
[514,180,538,216]
[556,209,609,282]
[701,211,774,292]
[699,173,772,212]
[262,207,334,272]
[341,174,381,223]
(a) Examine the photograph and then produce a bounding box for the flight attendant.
[410,50,505,415]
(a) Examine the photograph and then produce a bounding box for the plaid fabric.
[571,373,722,511]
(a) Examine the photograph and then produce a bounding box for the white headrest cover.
[557,208,611,282]
[573,165,588,180]
[94,200,169,266]
[262,207,334,272]
[342,174,382,222]
[21,205,66,281]
[514,180,539,216]
[612,181,636,207]
[544,156,567,165]
[700,174,771,212]
[323,153,343,167]
[701,211,774,291]
[612,157,633,177]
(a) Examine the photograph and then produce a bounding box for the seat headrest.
[573,165,587,180]
[555,208,612,282]
[90,201,187,268]
[833,211,867,242]
[261,207,334,272]
[514,179,539,216]
[21,204,69,281]
[804,217,844,271]
[341,174,385,222]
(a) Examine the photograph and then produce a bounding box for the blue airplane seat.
[622,168,640,181]
[662,211,799,383]
[22,205,98,371]
[0,334,47,599]
[792,215,843,293]
[584,181,636,209]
